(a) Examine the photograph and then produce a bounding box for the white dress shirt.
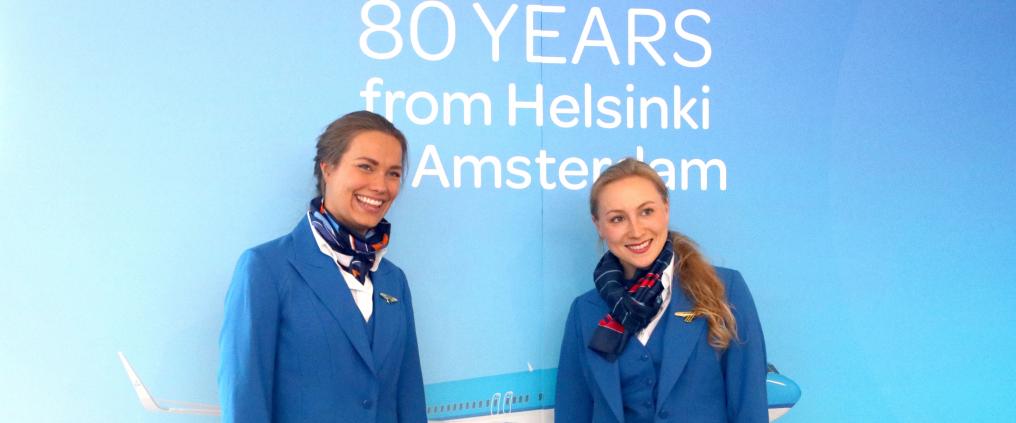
[637,256,676,345]
[308,214,386,322]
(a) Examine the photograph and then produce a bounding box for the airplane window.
[538,393,543,400]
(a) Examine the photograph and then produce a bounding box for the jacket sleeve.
[554,299,594,423]
[397,276,427,423]
[218,249,279,423]
[722,270,769,423]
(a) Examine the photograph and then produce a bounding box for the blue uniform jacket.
[218,217,426,423]
[555,267,767,423]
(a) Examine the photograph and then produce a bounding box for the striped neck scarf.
[308,197,390,284]
[588,239,675,361]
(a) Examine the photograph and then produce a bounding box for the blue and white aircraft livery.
[118,353,801,421]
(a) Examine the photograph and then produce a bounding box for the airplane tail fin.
[116,352,221,416]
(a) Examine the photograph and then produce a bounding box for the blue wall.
[3,1,1015,421]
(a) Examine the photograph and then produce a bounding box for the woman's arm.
[396,277,427,423]
[218,249,280,423]
[555,299,594,423]
[722,270,769,423]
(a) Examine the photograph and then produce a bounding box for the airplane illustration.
[118,352,801,421]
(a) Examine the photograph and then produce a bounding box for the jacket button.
[362,399,373,409]
[641,353,649,361]
[658,410,670,419]
[646,378,655,386]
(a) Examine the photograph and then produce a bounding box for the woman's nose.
[627,219,644,237]
[367,173,387,193]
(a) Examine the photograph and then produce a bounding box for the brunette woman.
[218,111,426,423]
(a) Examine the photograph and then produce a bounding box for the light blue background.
[3,1,1015,422]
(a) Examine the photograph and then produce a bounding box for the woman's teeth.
[627,239,651,253]
[356,195,383,207]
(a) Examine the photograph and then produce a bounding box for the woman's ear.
[591,214,605,239]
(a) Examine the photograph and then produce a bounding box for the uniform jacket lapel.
[369,263,402,369]
[576,297,625,423]
[287,218,377,375]
[656,275,706,409]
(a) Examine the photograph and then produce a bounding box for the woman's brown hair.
[589,158,738,349]
[313,110,408,196]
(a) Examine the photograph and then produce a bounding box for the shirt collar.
[307,214,386,278]
[661,255,675,294]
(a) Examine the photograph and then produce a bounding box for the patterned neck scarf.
[588,239,675,362]
[308,197,390,284]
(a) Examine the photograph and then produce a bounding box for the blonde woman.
[555,159,767,422]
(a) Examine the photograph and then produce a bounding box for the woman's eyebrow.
[602,201,656,215]
[353,156,379,165]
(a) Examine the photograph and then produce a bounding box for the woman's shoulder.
[712,266,744,286]
[570,288,607,313]
[249,233,293,254]
[241,233,295,264]
[232,223,305,280]
[712,266,756,308]
[375,257,407,280]
[240,216,312,261]
[575,288,602,303]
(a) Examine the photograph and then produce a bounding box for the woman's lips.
[355,194,385,213]
[625,239,652,254]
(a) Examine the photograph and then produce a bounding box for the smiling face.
[593,175,671,279]
[320,130,404,235]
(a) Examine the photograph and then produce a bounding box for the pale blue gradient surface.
[2,1,1014,422]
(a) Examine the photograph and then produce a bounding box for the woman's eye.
[358,163,373,172]
[610,215,624,224]
[388,171,402,178]
[641,208,654,216]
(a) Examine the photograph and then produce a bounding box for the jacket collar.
[287,216,400,376]
[655,274,706,412]
[576,273,705,421]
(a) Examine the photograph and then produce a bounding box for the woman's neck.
[323,203,368,238]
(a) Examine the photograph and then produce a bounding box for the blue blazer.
[218,217,426,423]
[555,267,768,423]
